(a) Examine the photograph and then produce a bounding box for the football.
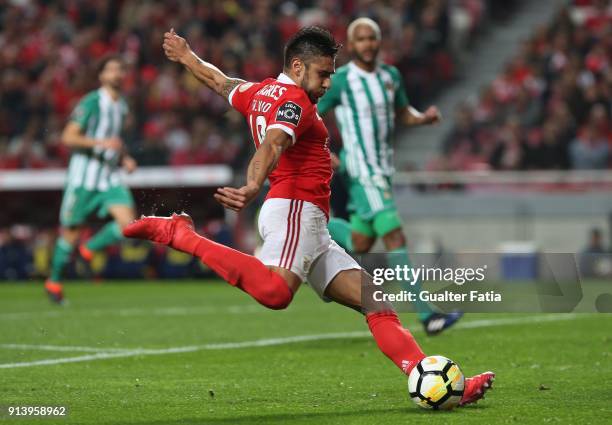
[408,355,465,410]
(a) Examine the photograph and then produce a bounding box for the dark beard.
[307,92,318,103]
[300,72,317,104]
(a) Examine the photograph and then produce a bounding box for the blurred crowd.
[436,0,612,171]
[0,0,503,171]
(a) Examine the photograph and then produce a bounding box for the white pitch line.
[0,304,270,320]
[0,344,133,353]
[0,350,149,369]
[0,314,582,354]
[0,311,64,320]
[0,313,591,370]
[0,332,371,369]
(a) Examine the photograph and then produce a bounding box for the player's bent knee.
[256,284,293,310]
[264,295,292,310]
[250,270,295,310]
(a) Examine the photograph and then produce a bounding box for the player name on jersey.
[255,84,287,100]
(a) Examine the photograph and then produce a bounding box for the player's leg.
[46,186,92,303]
[376,213,433,322]
[80,187,135,260]
[307,248,425,374]
[49,227,81,283]
[329,270,427,374]
[180,224,300,309]
[46,226,81,303]
[310,251,493,405]
[240,197,306,298]
[377,211,463,335]
[340,174,443,326]
[123,199,306,310]
[266,266,302,294]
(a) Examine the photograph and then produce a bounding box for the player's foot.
[44,279,64,305]
[460,371,495,406]
[123,213,194,248]
[76,243,95,279]
[78,244,94,262]
[422,311,464,336]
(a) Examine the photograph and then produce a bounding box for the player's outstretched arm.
[214,129,292,212]
[401,105,442,127]
[163,28,245,101]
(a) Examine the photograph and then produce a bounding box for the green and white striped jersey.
[317,61,409,178]
[66,88,129,191]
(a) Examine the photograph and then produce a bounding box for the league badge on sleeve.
[276,101,302,126]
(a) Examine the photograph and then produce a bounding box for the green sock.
[388,247,434,321]
[86,222,123,252]
[50,237,75,282]
[328,217,353,252]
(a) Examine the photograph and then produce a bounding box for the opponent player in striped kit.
[124,27,493,405]
[317,18,462,335]
[45,55,137,303]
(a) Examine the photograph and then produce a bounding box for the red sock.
[174,230,293,310]
[366,311,426,374]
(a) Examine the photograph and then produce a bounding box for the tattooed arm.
[163,28,245,100]
[214,129,292,212]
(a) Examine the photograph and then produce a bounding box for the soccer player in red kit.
[124,27,494,406]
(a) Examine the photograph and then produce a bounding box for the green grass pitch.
[0,281,610,424]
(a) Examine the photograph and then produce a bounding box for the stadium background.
[0,0,610,282]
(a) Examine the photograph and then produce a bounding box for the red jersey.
[229,73,332,217]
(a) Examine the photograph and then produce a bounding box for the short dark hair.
[96,53,125,76]
[283,26,341,69]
